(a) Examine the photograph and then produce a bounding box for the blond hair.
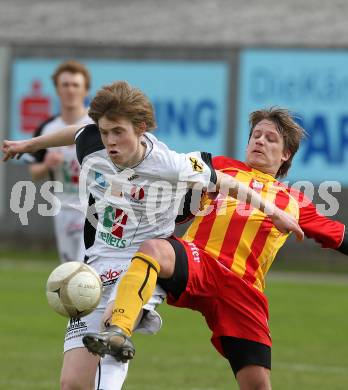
[88,81,156,132]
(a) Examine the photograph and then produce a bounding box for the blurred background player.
[25,60,93,262]
[85,107,347,390]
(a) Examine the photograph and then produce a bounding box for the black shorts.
[221,336,271,376]
[157,237,189,300]
[157,237,271,376]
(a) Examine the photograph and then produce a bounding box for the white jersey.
[75,124,216,265]
[28,113,93,208]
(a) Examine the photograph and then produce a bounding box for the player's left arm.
[296,191,347,255]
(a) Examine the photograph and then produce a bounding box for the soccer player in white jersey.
[2,82,303,390]
[25,61,93,263]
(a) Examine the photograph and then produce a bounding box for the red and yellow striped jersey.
[184,157,345,292]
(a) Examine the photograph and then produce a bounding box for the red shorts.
[166,237,271,356]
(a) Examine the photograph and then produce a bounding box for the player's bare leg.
[60,347,99,390]
[83,239,175,360]
[236,365,271,390]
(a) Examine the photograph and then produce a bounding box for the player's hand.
[44,151,64,168]
[1,139,33,161]
[271,209,304,241]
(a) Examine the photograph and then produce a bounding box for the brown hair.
[51,60,91,90]
[88,81,156,132]
[249,107,306,178]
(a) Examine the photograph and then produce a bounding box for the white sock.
[95,355,129,390]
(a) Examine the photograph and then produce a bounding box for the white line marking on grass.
[275,361,348,375]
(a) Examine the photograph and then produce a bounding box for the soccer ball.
[46,262,102,318]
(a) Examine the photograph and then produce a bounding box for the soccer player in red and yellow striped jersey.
[185,156,344,293]
[83,107,347,390]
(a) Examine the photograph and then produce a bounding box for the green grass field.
[1,249,348,389]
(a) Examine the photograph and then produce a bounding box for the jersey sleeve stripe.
[74,126,86,141]
[200,152,217,185]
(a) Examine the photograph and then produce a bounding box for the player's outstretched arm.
[1,125,81,161]
[338,231,348,255]
[216,171,304,241]
[293,189,347,253]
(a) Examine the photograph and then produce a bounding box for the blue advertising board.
[237,50,348,184]
[10,59,228,156]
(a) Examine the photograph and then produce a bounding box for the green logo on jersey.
[100,206,128,248]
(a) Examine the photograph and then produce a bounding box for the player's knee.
[254,382,271,390]
[236,366,271,390]
[237,379,271,390]
[60,376,74,390]
[137,239,175,277]
[250,380,271,390]
[138,239,161,260]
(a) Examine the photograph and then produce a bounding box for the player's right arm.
[1,125,80,162]
[294,190,347,255]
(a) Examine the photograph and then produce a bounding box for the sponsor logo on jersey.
[189,157,203,173]
[128,174,139,181]
[187,242,200,262]
[130,185,145,201]
[100,206,128,248]
[98,231,127,248]
[66,318,87,332]
[95,172,108,188]
[100,269,123,286]
[103,206,128,238]
[65,318,88,341]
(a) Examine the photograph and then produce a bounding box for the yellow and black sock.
[111,252,160,336]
